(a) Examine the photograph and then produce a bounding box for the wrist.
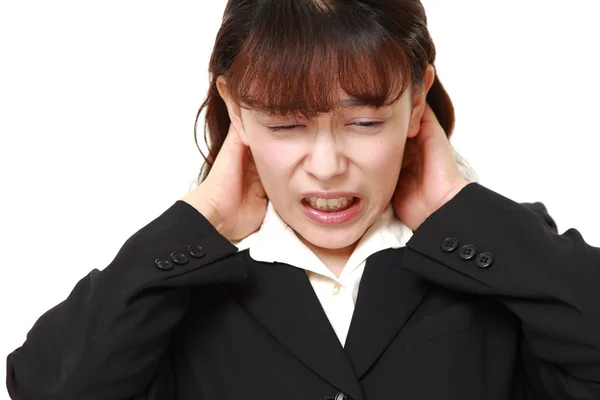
[436,179,470,213]
[181,195,224,234]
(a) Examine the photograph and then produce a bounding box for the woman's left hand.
[392,102,469,232]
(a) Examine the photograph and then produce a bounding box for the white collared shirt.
[233,202,413,346]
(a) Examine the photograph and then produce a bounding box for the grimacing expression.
[218,72,433,254]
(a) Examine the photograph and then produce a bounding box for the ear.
[407,64,436,139]
[216,76,249,146]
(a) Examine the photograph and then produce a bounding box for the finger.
[416,102,447,145]
[420,102,440,126]
[210,123,249,178]
[223,122,247,152]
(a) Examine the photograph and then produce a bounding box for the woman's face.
[231,87,422,251]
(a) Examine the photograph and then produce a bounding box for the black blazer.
[6,183,600,399]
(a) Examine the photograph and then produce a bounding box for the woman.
[6,0,600,399]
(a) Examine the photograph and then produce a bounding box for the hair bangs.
[224,0,413,119]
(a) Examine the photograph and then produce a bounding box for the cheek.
[349,137,405,203]
[351,137,405,173]
[248,139,302,184]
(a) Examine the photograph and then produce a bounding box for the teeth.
[307,196,354,211]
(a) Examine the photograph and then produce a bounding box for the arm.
[402,182,600,399]
[6,200,246,400]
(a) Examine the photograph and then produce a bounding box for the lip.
[299,191,361,200]
[300,194,363,225]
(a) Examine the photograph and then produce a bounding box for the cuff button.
[170,252,189,265]
[459,244,477,260]
[476,252,494,268]
[155,259,173,271]
[188,245,205,258]
[441,237,459,252]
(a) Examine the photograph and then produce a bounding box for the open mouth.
[300,196,362,224]
[301,196,359,212]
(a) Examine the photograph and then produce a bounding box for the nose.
[303,131,348,181]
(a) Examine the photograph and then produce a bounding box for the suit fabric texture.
[6,183,600,399]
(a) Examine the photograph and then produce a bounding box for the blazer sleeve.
[401,182,600,399]
[6,200,246,400]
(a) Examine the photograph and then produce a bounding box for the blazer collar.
[225,247,432,397]
[344,247,431,378]
[225,253,366,400]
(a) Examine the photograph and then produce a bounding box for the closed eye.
[267,121,384,132]
[353,121,383,128]
[267,124,301,132]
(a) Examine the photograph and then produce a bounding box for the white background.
[1,1,599,398]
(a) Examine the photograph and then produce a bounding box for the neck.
[299,236,358,278]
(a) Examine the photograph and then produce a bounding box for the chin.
[298,225,364,250]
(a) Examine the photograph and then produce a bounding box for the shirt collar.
[233,201,413,280]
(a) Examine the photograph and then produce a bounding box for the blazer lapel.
[226,252,365,400]
[344,247,432,378]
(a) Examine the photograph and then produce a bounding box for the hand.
[392,103,469,232]
[181,123,267,241]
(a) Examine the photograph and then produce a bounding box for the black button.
[476,252,494,268]
[335,393,349,400]
[154,259,173,271]
[170,252,189,265]
[188,245,205,258]
[441,237,459,252]
[459,244,477,260]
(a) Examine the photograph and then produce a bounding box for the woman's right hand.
[181,123,267,242]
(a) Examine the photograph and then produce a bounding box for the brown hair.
[195,0,454,183]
